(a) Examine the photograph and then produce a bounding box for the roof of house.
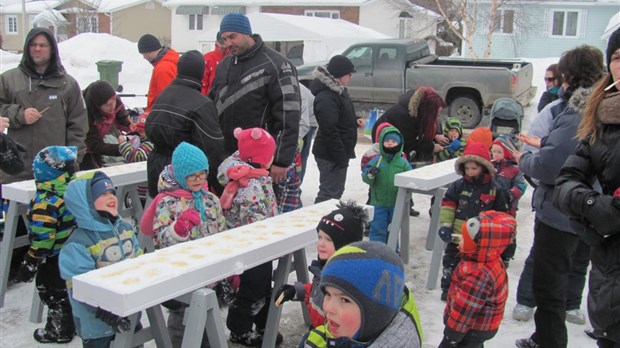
[0,1,59,13]
[98,0,165,12]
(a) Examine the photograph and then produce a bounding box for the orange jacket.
[201,48,228,95]
[146,48,179,113]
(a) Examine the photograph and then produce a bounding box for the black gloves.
[95,307,131,333]
[583,194,620,236]
[14,251,41,283]
[367,166,380,179]
[438,227,453,243]
[274,284,297,307]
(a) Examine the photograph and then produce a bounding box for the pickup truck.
[296,39,537,128]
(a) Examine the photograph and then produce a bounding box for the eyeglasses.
[29,43,50,49]
[544,77,556,82]
[187,171,207,181]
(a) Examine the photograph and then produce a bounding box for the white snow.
[0,33,594,347]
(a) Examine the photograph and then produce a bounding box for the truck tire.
[449,96,481,129]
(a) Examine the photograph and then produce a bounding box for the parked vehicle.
[296,39,537,128]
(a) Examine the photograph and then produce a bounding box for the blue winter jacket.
[59,175,142,339]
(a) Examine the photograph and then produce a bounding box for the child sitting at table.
[362,125,412,243]
[14,146,77,344]
[140,141,226,348]
[60,171,142,347]
[300,241,423,348]
[272,200,368,328]
[217,127,279,346]
[435,117,465,162]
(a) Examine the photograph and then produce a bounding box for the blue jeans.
[369,206,394,244]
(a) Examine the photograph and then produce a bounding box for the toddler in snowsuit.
[60,171,142,347]
[438,142,510,301]
[439,211,516,347]
[217,127,279,346]
[118,113,154,202]
[14,146,78,343]
[435,117,465,162]
[272,200,368,328]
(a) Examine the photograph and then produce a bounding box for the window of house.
[550,10,580,37]
[6,15,18,34]
[189,14,204,30]
[77,16,98,33]
[304,10,340,19]
[492,9,515,34]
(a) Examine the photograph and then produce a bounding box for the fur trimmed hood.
[312,65,344,94]
[567,87,593,114]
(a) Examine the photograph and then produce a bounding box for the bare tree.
[60,0,101,34]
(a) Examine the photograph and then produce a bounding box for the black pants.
[314,158,347,204]
[530,219,580,348]
[441,242,461,292]
[438,330,496,348]
[517,235,590,309]
[598,338,620,348]
[226,261,272,334]
[37,255,75,338]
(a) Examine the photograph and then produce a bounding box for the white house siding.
[359,1,437,40]
[464,3,619,59]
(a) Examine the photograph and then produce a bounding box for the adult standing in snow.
[145,51,225,197]
[201,31,229,96]
[209,12,301,188]
[538,63,563,112]
[138,34,179,114]
[0,27,87,184]
[514,45,605,348]
[554,28,620,348]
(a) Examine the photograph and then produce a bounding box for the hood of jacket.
[395,89,416,117]
[64,174,115,232]
[217,151,254,186]
[19,27,64,78]
[310,65,344,95]
[35,172,74,197]
[462,211,516,263]
[378,125,404,158]
[567,87,593,114]
[157,164,183,193]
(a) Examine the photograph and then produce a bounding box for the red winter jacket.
[443,211,516,342]
[146,48,179,113]
[201,48,228,95]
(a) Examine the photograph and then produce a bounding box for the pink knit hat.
[234,127,275,167]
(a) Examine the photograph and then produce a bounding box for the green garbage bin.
[96,60,123,91]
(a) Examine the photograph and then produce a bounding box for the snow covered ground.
[0,33,593,347]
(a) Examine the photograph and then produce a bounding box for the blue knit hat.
[171,142,210,221]
[33,146,77,182]
[220,13,252,36]
[320,241,405,342]
[91,171,116,201]
[383,132,402,145]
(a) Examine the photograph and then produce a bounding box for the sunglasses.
[544,77,556,82]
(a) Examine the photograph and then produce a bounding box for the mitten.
[14,251,41,283]
[446,139,462,153]
[274,284,297,307]
[173,209,201,240]
[438,227,453,243]
[95,307,131,333]
[367,166,380,179]
[583,194,620,236]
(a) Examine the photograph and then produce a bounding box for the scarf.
[597,91,620,124]
[220,165,270,209]
[93,98,123,139]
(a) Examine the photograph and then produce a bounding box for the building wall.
[260,6,359,24]
[465,3,616,58]
[1,14,37,52]
[111,2,171,46]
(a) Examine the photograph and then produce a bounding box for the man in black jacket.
[209,13,301,186]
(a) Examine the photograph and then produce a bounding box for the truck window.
[377,47,398,69]
[345,46,373,71]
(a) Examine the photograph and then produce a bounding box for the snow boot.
[515,338,540,348]
[256,328,283,346]
[229,330,263,347]
[566,309,586,325]
[34,297,75,343]
[512,304,535,321]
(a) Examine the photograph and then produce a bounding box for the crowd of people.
[0,11,619,348]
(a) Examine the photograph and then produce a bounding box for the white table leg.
[293,249,311,326]
[0,200,27,307]
[182,288,226,348]
[388,188,408,252]
[262,253,293,348]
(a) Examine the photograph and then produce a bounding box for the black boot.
[34,290,75,343]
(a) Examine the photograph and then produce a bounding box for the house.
[0,0,171,53]
[164,0,441,53]
[463,0,620,59]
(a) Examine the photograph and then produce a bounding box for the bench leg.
[427,228,446,290]
[110,313,139,348]
[182,288,226,348]
[398,191,412,264]
[262,253,293,348]
[293,249,311,326]
[146,305,172,348]
[29,288,44,323]
[388,188,408,253]
[425,188,446,251]
[0,201,23,307]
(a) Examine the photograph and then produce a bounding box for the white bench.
[72,199,374,348]
[0,162,148,321]
[386,158,459,289]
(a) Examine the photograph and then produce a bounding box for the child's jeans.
[82,335,114,348]
[369,206,394,244]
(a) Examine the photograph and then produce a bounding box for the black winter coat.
[554,91,620,342]
[145,78,225,197]
[209,34,301,168]
[371,90,434,162]
[310,66,357,165]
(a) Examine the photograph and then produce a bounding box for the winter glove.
[446,139,462,153]
[438,227,453,243]
[14,251,41,283]
[95,307,131,333]
[173,209,201,240]
[583,194,620,236]
[274,284,297,307]
[366,166,380,179]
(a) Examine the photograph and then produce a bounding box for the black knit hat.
[177,50,205,84]
[316,200,368,251]
[138,34,162,54]
[85,80,116,108]
[327,55,355,78]
[606,27,620,73]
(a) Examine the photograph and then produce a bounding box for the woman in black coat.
[554,29,620,347]
[371,86,447,166]
[145,50,225,197]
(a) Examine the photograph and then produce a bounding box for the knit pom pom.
[233,127,243,139]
